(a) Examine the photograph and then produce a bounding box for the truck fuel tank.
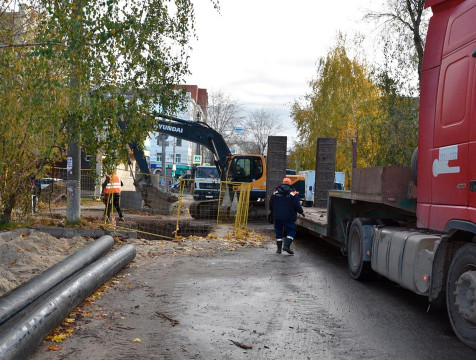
[371,228,441,295]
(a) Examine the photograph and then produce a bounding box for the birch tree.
[291,36,381,176]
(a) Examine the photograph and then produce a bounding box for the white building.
[147,85,208,179]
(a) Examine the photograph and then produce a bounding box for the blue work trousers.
[274,219,296,240]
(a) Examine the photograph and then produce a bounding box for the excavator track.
[189,200,219,219]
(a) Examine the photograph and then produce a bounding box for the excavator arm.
[118,119,178,213]
[155,114,231,173]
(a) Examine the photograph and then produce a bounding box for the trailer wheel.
[347,218,371,280]
[446,244,476,349]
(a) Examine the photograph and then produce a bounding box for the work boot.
[283,237,294,255]
[276,240,283,254]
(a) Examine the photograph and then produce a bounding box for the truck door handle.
[473,48,476,57]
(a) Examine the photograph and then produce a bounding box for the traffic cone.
[221,188,232,208]
[231,191,238,213]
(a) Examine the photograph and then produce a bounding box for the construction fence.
[34,168,263,240]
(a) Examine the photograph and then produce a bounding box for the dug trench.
[124,218,213,240]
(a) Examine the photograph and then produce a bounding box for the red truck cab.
[418,0,476,231]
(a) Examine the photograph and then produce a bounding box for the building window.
[175,154,181,163]
[176,139,182,147]
[156,153,162,162]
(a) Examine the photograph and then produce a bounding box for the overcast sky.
[185,0,383,144]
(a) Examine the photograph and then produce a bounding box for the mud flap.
[429,239,459,310]
[361,223,375,262]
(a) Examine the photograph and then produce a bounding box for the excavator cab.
[221,155,266,201]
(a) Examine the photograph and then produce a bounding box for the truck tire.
[446,243,476,350]
[347,218,371,280]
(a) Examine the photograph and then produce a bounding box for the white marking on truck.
[432,145,460,177]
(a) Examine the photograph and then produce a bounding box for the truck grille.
[200,183,219,190]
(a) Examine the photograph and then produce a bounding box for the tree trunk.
[1,194,16,223]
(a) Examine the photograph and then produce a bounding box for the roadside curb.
[28,227,137,239]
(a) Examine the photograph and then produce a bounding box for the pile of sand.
[0,230,90,295]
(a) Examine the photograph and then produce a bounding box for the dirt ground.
[0,209,275,359]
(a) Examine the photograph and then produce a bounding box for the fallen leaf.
[133,338,142,343]
[17,248,24,253]
[51,334,67,343]
[229,339,252,349]
[47,345,61,351]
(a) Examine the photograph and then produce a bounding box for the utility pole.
[161,133,167,190]
[195,110,201,159]
[66,0,83,222]
[172,137,176,178]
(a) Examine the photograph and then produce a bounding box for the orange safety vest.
[104,174,122,194]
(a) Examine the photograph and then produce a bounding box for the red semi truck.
[296,0,476,349]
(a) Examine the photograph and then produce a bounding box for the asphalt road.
[30,231,476,360]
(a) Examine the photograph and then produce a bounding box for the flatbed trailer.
[293,160,475,351]
[297,166,416,247]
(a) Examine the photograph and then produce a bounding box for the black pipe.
[0,244,136,360]
[0,235,114,325]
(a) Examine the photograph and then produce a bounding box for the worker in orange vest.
[101,172,125,222]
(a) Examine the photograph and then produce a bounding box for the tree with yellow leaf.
[291,35,381,180]
[290,35,418,186]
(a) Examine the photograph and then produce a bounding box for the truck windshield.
[195,167,219,179]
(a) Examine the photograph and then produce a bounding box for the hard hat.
[283,178,292,185]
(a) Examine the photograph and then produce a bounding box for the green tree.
[0,5,68,222]
[0,0,218,222]
[371,70,418,166]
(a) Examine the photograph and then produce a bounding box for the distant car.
[40,178,64,190]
